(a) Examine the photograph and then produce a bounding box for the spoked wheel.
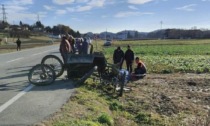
[41,55,64,78]
[28,64,56,86]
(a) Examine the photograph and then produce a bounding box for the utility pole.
[160,21,163,39]
[1,4,7,23]
[160,21,163,30]
[1,4,8,43]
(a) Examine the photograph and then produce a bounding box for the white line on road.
[0,84,34,113]
[6,57,24,63]
[32,49,58,56]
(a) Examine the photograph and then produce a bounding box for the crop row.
[142,55,210,73]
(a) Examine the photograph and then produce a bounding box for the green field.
[95,39,210,74]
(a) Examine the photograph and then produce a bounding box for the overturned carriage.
[66,52,106,79]
[28,51,107,85]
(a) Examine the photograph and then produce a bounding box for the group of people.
[113,45,147,80]
[59,34,92,63]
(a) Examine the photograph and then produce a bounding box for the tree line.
[147,28,210,39]
[0,21,81,38]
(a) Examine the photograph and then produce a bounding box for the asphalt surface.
[0,45,75,125]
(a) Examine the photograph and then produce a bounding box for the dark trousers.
[114,60,123,69]
[126,61,132,73]
[17,45,21,51]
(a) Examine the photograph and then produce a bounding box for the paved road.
[0,45,75,125]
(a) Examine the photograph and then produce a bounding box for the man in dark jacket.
[113,46,124,69]
[16,38,21,51]
[124,45,134,73]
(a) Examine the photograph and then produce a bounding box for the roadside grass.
[42,76,210,126]
[0,35,59,54]
[42,82,166,126]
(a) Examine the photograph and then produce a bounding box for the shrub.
[109,101,123,111]
[98,113,114,126]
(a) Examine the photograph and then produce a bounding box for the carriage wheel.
[28,64,56,86]
[41,55,64,78]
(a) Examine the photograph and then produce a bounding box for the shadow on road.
[0,80,28,91]
[1,64,76,92]
[6,66,33,71]
[31,79,75,92]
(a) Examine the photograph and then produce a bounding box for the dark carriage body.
[66,52,106,79]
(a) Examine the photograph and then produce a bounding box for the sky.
[1,0,210,33]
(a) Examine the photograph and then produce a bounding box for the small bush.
[135,112,152,124]
[54,120,100,126]
[98,113,114,126]
[161,69,172,74]
[109,101,123,111]
[135,112,164,125]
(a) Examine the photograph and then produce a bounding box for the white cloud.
[88,0,105,7]
[43,5,54,10]
[68,0,106,12]
[77,5,92,12]
[8,13,37,24]
[2,0,33,6]
[2,1,48,24]
[101,15,108,18]
[12,0,33,5]
[114,11,153,18]
[6,5,28,12]
[66,7,75,12]
[76,0,90,3]
[128,0,153,4]
[71,17,83,21]
[53,0,75,5]
[176,4,196,11]
[115,11,136,18]
[6,7,47,24]
[128,5,138,10]
[56,9,67,14]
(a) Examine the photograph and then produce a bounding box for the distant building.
[116,31,127,40]
[33,27,43,32]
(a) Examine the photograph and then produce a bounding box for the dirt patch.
[122,73,210,124]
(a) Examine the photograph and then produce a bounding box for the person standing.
[124,45,134,73]
[68,35,75,53]
[113,46,124,69]
[78,38,83,54]
[82,38,89,54]
[59,36,72,63]
[16,38,21,51]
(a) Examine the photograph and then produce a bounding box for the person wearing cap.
[113,46,124,69]
[124,45,134,73]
